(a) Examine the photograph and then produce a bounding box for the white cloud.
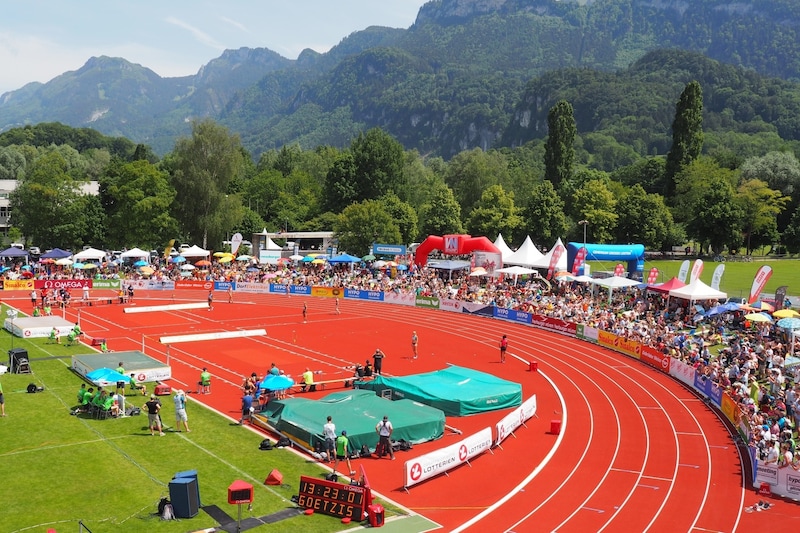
[165,16,226,52]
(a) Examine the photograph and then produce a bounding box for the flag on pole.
[690,259,704,283]
[677,260,690,283]
[748,265,773,304]
[710,264,725,290]
[231,232,243,256]
[646,267,659,284]
[547,244,565,280]
[571,247,587,276]
[163,239,175,260]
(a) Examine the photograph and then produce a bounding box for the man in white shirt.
[375,415,395,460]
[323,416,336,463]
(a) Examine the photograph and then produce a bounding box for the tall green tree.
[736,179,789,254]
[169,119,244,248]
[665,81,704,198]
[418,183,464,237]
[520,180,567,246]
[101,160,178,249]
[571,179,618,243]
[615,184,674,249]
[379,193,418,245]
[334,200,401,255]
[445,148,510,215]
[9,151,86,248]
[683,175,743,254]
[544,100,576,191]
[465,185,522,240]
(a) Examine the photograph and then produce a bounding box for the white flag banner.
[677,260,690,283]
[711,264,725,290]
[689,259,704,283]
[231,232,243,255]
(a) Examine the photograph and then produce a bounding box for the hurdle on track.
[159,329,267,344]
[124,302,209,314]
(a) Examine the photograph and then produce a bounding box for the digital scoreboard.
[296,475,371,520]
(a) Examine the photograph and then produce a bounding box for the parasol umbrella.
[82,263,98,269]
[21,264,32,270]
[258,374,295,391]
[195,260,211,267]
[39,258,55,264]
[777,317,800,330]
[289,254,304,261]
[133,260,148,267]
[373,260,387,268]
[751,301,775,312]
[55,258,73,266]
[362,254,376,261]
[72,262,85,269]
[218,256,232,264]
[246,267,260,273]
[311,258,326,265]
[744,312,773,323]
[138,266,154,276]
[86,368,131,386]
[469,267,488,277]
[396,264,408,271]
[213,251,229,257]
[301,255,315,263]
[236,255,252,261]
[21,270,34,278]
[171,256,186,263]
[180,264,196,270]
[772,308,800,319]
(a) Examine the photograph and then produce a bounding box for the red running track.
[16,290,795,532]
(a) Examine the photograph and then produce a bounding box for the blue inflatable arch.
[566,242,645,278]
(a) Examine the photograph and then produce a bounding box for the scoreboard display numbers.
[296,475,370,520]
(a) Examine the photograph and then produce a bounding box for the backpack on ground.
[276,436,291,447]
[360,444,372,458]
[259,438,273,450]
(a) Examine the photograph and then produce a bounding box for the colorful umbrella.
[180,264,196,270]
[218,256,232,264]
[195,260,211,267]
[744,312,773,323]
[133,260,148,267]
[751,301,775,312]
[55,258,73,266]
[82,263,98,269]
[171,256,186,263]
[772,308,800,319]
[72,262,85,269]
[777,317,800,330]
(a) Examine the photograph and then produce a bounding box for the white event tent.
[180,245,211,258]
[668,278,727,303]
[531,238,568,271]
[120,248,149,259]
[505,236,544,267]
[72,247,106,261]
[493,234,515,263]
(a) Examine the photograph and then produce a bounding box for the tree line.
[3,78,800,257]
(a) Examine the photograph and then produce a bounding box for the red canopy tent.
[647,276,686,294]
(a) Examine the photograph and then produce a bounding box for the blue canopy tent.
[0,246,29,258]
[327,253,361,264]
[40,248,72,259]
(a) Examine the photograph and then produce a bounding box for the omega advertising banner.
[403,427,492,488]
[34,279,92,290]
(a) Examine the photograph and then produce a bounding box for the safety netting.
[355,365,522,416]
[258,389,445,453]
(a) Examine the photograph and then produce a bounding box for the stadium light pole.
[579,220,588,250]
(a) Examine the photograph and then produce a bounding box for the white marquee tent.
[72,247,106,261]
[120,247,149,259]
[493,234,515,262]
[668,278,727,303]
[180,245,210,258]
[505,236,544,267]
[531,238,568,271]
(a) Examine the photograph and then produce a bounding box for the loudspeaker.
[172,469,201,507]
[265,469,283,485]
[168,477,199,518]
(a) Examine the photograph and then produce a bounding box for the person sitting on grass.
[129,374,147,396]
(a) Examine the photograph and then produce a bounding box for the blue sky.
[0,1,427,94]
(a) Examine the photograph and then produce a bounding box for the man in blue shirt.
[239,391,253,425]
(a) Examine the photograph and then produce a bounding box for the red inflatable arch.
[413,234,501,267]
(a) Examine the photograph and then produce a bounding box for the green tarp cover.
[356,365,522,416]
[260,390,445,453]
